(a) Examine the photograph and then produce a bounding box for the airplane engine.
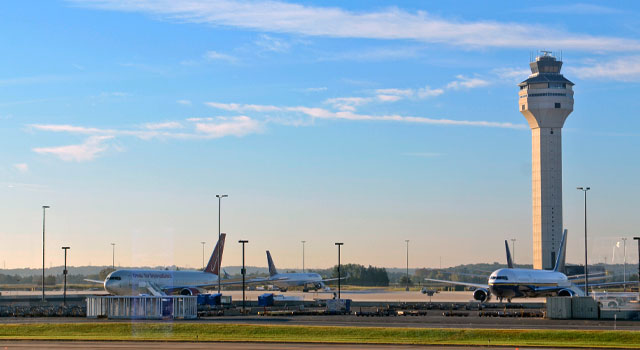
[473,288,491,302]
[179,287,201,296]
[557,289,576,297]
[313,283,323,290]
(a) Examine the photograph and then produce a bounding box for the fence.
[86,296,197,319]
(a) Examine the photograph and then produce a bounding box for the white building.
[519,52,574,270]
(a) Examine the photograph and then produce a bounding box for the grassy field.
[0,323,638,348]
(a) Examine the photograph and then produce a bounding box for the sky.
[1,1,640,271]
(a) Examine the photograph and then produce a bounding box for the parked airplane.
[249,251,343,292]
[85,234,228,296]
[425,230,635,303]
[425,230,586,302]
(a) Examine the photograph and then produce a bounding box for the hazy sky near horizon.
[1,1,639,271]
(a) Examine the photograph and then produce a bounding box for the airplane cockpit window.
[107,276,121,280]
[495,276,508,280]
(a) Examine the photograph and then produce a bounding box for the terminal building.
[519,52,574,270]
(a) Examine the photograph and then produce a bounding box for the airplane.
[425,230,637,303]
[424,230,588,303]
[85,233,228,296]
[248,250,344,292]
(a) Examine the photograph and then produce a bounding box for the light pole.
[301,240,306,273]
[622,237,628,291]
[216,194,228,294]
[42,205,50,302]
[577,186,590,296]
[61,247,70,306]
[634,237,640,301]
[335,243,343,300]
[201,241,206,270]
[405,240,410,291]
[239,240,248,313]
[510,238,516,266]
[110,243,116,270]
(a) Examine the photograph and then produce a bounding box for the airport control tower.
[519,51,574,270]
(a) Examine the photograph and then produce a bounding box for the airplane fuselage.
[270,273,325,290]
[105,269,219,296]
[488,268,580,299]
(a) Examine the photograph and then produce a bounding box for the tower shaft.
[531,127,563,269]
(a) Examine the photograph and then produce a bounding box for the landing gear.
[303,287,309,293]
[280,288,288,292]
[507,298,512,303]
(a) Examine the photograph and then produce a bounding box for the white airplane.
[86,234,228,296]
[425,230,635,303]
[425,230,585,303]
[249,251,343,292]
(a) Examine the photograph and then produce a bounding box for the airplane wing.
[424,278,489,289]
[588,281,639,288]
[84,279,105,284]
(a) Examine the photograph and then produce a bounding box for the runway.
[0,341,607,350]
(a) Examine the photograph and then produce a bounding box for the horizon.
[2,1,639,270]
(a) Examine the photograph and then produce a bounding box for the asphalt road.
[0,341,607,350]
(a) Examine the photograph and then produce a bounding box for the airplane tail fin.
[266,250,278,276]
[505,240,514,268]
[553,229,568,273]
[204,233,226,275]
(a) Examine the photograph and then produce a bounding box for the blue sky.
[1,1,639,270]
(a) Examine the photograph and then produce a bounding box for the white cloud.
[446,75,490,90]
[100,91,130,97]
[205,102,282,112]
[30,124,114,135]
[324,97,372,111]
[255,34,291,53]
[568,56,640,82]
[493,67,531,81]
[301,87,327,92]
[144,121,184,130]
[69,0,640,52]
[204,50,237,63]
[194,116,263,138]
[206,101,526,129]
[33,136,114,162]
[13,163,29,172]
[417,86,444,98]
[177,99,192,105]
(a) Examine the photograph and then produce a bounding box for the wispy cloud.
[301,87,327,93]
[325,97,372,111]
[205,102,281,112]
[33,135,114,162]
[255,34,291,53]
[204,50,237,63]
[69,0,640,51]
[206,101,526,129]
[194,116,263,138]
[446,75,490,90]
[568,56,640,82]
[13,163,29,173]
[143,121,184,130]
[177,99,192,105]
[523,3,622,15]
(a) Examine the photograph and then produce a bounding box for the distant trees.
[331,264,389,286]
[99,268,116,280]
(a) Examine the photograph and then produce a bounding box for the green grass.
[0,323,638,348]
